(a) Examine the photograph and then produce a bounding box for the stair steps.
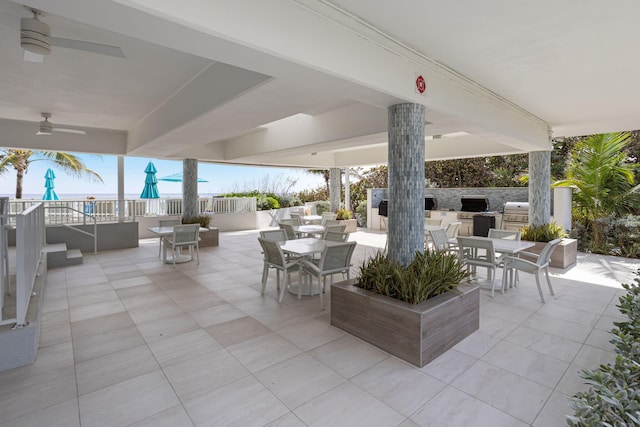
[43,243,83,269]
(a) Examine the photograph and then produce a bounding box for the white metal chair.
[300,241,357,310]
[320,212,337,226]
[457,236,500,297]
[445,221,462,251]
[501,238,562,303]
[278,223,297,240]
[488,228,522,283]
[162,224,200,267]
[429,228,452,252]
[323,231,349,242]
[325,224,346,234]
[260,229,287,241]
[279,218,301,226]
[258,237,301,303]
[157,219,181,257]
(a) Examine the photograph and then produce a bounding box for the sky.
[0,152,326,198]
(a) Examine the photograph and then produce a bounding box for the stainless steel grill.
[503,201,529,231]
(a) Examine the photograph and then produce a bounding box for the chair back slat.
[278,223,296,240]
[324,231,348,242]
[258,237,286,268]
[320,242,357,271]
[279,218,301,226]
[260,229,287,241]
[457,236,496,264]
[488,229,521,240]
[321,212,337,226]
[159,219,181,227]
[325,224,346,233]
[429,229,450,251]
[538,239,562,266]
[445,222,461,239]
[173,224,199,244]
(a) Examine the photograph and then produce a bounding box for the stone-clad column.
[388,103,425,266]
[529,151,551,226]
[182,158,199,221]
[329,168,341,212]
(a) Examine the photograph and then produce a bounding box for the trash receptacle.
[473,214,496,237]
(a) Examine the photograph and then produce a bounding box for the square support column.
[529,150,551,226]
[182,158,199,221]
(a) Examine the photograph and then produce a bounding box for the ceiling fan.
[20,7,125,63]
[37,113,86,136]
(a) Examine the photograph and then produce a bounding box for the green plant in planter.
[520,222,568,242]
[182,215,211,228]
[336,209,353,220]
[356,250,468,304]
[567,270,640,426]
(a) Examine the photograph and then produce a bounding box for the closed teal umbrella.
[42,168,59,201]
[140,162,160,199]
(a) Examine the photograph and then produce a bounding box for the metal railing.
[13,203,45,328]
[6,197,257,225]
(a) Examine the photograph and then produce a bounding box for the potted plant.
[182,215,219,247]
[336,208,358,232]
[519,222,576,268]
[331,250,479,367]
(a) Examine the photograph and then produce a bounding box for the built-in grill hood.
[460,195,489,212]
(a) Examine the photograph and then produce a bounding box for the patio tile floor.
[1,228,639,426]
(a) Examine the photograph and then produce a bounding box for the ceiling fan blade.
[53,127,86,135]
[50,37,125,58]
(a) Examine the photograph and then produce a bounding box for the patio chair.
[163,224,200,267]
[501,238,562,303]
[324,219,340,227]
[260,229,287,241]
[428,228,452,252]
[457,236,500,297]
[325,224,346,234]
[156,219,181,257]
[445,221,462,251]
[488,228,522,282]
[320,212,337,226]
[279,218,302,226]
[278,223,297,240]
[300,241,357,310]
[488,229,521,240]
[290,211,303,222]
[258,237,301,303]
[323,231,349,242]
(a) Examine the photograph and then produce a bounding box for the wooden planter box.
[521,238,577,269]
[337,219,358,233]
[199,227,219,247]
[331,280,479,368]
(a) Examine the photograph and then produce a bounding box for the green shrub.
[572,215,640,258]
[567,270,640,426]
[314,201,330,215]
[520,222,568,242]
[355,201,367,226]
[356,250,468,305]
[336,209,353,220]
[182,215,211,228]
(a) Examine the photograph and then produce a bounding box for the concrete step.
[44,244,83,269]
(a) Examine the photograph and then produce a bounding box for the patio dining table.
[147,226,209,264]
[279,238,343,296]
[293,224,325,238]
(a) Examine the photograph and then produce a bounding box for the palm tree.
[554,132,640,247]
[554,132,640,221]
[0,149,103,199]
[307,169,330,193]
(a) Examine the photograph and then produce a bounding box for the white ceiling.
[1,0,639,168]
